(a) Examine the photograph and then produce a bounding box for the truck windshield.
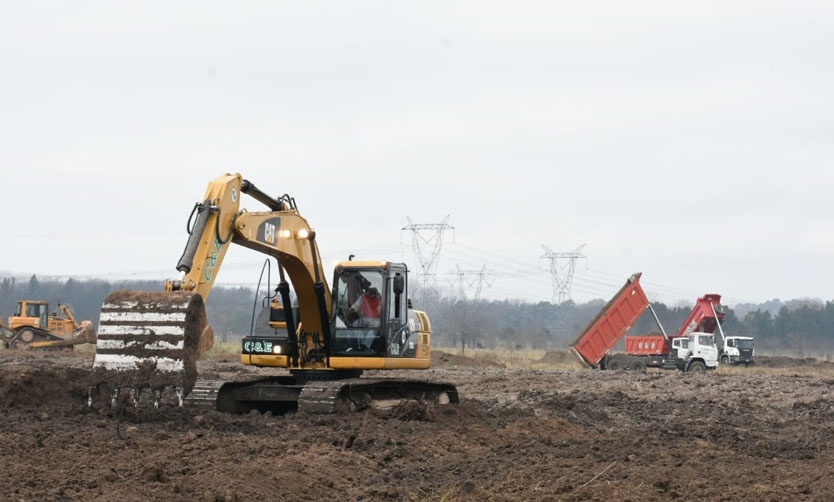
[736,339,754,349]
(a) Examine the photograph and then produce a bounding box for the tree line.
[1,276,831,357]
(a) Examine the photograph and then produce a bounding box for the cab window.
[332,270,384,356]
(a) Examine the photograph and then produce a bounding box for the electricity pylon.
[448,264,498,300]
[539,244,586,304]
[402,216,455,304]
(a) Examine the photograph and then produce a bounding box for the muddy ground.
[1,350,834,501]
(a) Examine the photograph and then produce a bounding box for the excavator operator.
[350,287,382,327]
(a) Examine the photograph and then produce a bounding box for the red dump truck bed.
[570,272,651,368]
[624,334,670,356]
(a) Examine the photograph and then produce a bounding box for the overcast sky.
[2,1,833,307]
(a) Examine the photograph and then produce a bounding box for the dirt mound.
[757,355,834,369]
[0,364,93,408]
[430,350,505,368]
[538,349,582,367]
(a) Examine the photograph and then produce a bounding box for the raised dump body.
[570,273,650,368]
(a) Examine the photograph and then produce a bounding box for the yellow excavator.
[92,173,458,413]
[0,300,96,350]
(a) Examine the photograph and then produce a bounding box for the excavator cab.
[332,262,411,357]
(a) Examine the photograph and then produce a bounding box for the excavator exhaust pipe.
[92,290,208,396]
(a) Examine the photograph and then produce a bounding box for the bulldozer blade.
[76,320,97,344]
[92,290,206,394]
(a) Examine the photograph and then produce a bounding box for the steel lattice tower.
[539,244,586,304]
[448,264,498,300]
[402,216,455,302]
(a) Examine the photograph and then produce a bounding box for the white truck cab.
[721,336,755,366]
[673,332,719,371]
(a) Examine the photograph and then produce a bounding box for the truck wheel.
[629,361,647,372]
[607,358,624,371]
[687,360,706,372]
[720,355,729,365]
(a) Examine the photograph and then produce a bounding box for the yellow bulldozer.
[0,300,97,350]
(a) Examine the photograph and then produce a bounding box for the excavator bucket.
[92,290,209,396]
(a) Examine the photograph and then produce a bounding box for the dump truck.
[0,300,96,350]
[570,273,719,372]
[90,173,458,414]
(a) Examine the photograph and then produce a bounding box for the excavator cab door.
[384,267,414,357]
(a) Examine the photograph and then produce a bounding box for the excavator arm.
[164,173,242,300]
[167,173,331,335]
[93,173,332,394]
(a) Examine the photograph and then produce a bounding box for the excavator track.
[215,376,459,415]
[183,378,225,407]
[299,378,460,414]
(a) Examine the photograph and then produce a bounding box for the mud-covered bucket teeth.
[92,291,204,393]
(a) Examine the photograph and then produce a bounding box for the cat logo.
[264,222,276,244]
[257,217,281,245]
